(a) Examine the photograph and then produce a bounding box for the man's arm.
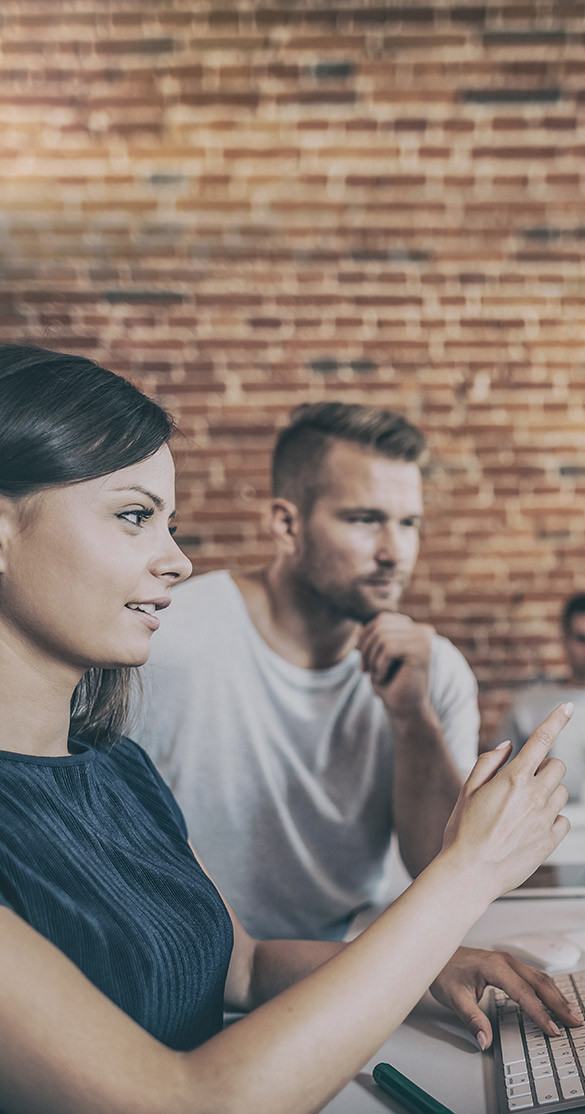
[390,700,465,875]
[491,696,526,758]
[358,614,477,876]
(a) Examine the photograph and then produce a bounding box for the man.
[132,402,479,939]
[495,592,585,799]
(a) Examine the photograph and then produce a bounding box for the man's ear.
[268,497,301,555]
[0,496,17,574]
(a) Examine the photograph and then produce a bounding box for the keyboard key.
[507,1082,532,1098]
[557,1064,579,1077]
[531,1065,553,1079]
[528,1055,551,1070]
[526,1037,546,1049]
[549,1038,571,1051]
[495,972,585,1113]
[534,1075,559,1104]
[500,1030,526,1066]
[505,1069,530,1085]
[560,1076,585,1099]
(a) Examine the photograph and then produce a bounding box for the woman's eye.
[118,508,154,528]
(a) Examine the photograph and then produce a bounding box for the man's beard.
[298,577,404,626]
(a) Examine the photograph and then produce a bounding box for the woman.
[0,343,578,1114]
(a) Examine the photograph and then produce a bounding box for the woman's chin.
[98,644,152,670]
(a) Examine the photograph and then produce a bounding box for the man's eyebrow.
[111,485,177,518]
[340,507,422,518]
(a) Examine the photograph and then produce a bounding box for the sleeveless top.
[0,736,233,1051]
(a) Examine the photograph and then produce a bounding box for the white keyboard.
[492,972,585,1111]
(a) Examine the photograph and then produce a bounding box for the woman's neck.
[0,630,79,757]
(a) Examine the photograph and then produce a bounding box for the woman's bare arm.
[0,704,572,1114]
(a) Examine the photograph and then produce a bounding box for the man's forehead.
[316,442,423,502]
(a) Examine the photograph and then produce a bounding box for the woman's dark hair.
[0,343,176,746]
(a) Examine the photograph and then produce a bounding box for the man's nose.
[375,524,400,564]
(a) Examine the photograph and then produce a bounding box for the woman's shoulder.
[102,735,189,840]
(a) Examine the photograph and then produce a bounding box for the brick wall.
[1,0,585,745]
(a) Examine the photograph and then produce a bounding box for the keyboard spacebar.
[500,1017,526,1066]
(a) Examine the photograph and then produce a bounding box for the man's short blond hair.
[272,401,426,514]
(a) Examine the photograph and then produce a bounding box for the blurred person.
[0,342,579,1114]
[495,593,585,800]
[134,401,480,940]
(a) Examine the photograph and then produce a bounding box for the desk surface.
[321,807,585,1114]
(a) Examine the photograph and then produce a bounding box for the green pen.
[373,1063,457,1114]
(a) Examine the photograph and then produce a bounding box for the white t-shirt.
[131,570,479,939]
[496,682,585,801]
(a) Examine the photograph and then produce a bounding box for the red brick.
[2,0,585,746]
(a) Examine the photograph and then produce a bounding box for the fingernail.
[563,702,575,719]
[549,1022,561,1036]
[477,1032,487,1050]
[571,1009,584,1022]
[495,740,511,751]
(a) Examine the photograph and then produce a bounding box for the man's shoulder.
[427,634,478,710]
[430,633,475,679]
[147,570,241,660]
[174,568,231,598]
[164,569,238,616]
[511,679,574,714]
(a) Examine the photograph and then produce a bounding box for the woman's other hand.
[430,945,583,1051]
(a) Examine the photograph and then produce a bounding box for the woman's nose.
[153,537,193,584]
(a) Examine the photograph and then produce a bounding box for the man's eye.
[118,508,154,528]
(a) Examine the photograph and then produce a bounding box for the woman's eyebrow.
[111,485,176,517]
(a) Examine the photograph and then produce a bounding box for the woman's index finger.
[513,702,574,774]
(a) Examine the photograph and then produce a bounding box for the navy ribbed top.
[0,736,234,1052]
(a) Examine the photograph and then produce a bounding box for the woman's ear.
[0,496,18,574]
[268,497,301,556]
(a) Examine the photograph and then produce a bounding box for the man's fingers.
[511,702,574,775]
[366,643,392,683]
[357,612,411,648]
[357,614,426,663]
[359,628,407,664]
[359,632,408,684]
[358,630,387,672]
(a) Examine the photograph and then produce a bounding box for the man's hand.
[430,945,583,1050]
[357,612,435,717]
